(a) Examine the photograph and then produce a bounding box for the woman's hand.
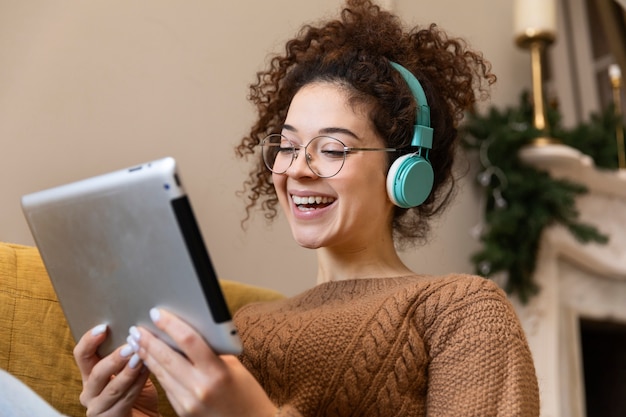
[73,324,159,417]
[130,308,277,417]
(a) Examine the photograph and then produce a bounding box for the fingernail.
[150,308,160,323]
[91,324,107,336]
[126,335,139,352]
[129,326,141,342]
[128,353,142,369]
[120,344,133,358]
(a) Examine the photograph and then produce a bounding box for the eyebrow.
[282,124,360,140]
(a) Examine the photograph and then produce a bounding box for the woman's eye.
[320,149,345,158]
[278,148,294,155]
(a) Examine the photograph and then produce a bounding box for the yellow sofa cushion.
[0,242,283,417]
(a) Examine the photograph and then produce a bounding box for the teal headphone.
[386,62,434,208]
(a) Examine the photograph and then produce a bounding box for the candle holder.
[609,64,625,169]
[515,29,561,146]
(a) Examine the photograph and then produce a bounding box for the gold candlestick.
[609,64,625,169]
[516,29,560,146]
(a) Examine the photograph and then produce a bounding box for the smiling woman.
[67,1,539,416]
[224,0,537,415]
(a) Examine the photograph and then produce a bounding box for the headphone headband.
[389,61,433,150]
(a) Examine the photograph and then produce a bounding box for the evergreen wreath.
[460,91,621,303]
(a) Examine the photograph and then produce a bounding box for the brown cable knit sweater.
[234,274,539,417]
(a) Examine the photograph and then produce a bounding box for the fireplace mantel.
[515,144,626,417]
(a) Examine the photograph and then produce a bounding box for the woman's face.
[272,82,396,251]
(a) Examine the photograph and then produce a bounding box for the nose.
[286,147,317,178]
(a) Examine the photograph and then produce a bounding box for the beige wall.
[0,1,531,296]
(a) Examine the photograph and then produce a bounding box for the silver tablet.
[21,157,242,356]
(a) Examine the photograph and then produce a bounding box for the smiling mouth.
[291,195,336,211]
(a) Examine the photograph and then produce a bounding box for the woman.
[75,1,540,416]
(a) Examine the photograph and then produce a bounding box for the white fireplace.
[514,145,626,417]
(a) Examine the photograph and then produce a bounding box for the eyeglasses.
[261,134,398,178]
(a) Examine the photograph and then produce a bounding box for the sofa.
[0,241,284,417]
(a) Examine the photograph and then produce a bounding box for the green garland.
[460,92,621,303]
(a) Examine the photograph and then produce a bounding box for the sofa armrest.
[0,242,83,416]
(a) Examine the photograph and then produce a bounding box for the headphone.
[386,62,434,208]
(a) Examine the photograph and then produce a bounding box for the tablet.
[21,157,242,357]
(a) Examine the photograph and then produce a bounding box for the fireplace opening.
[579,317,626,417]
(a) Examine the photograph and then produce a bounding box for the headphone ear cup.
[386,154,434,208]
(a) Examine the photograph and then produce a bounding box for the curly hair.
[235,0,495,247]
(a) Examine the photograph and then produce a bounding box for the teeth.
[292,195,335,205]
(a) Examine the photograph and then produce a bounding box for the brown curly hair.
[235,0,495,247]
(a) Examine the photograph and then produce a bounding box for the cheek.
[347,166,391,208]
[366,162,390,193]
[371,166,396,212]
[272,174,289,202]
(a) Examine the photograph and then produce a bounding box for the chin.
[294,238,323,250]
[291,232,325,250]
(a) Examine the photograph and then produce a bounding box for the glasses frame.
[261,134,399,178]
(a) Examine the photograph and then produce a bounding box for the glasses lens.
[307,136,346,177]
[262,134,294,174]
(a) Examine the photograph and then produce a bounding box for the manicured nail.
[126,335,139,352]
[150,308,160,323]
[129,326,141,342]
[128,353,142,369]
[91,324,107,336]
[120,344,133,358]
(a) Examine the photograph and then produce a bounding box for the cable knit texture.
[234,274,539,417]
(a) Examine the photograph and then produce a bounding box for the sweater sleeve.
[424,278,539,417]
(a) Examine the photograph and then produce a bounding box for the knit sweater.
[234,274,539,417]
